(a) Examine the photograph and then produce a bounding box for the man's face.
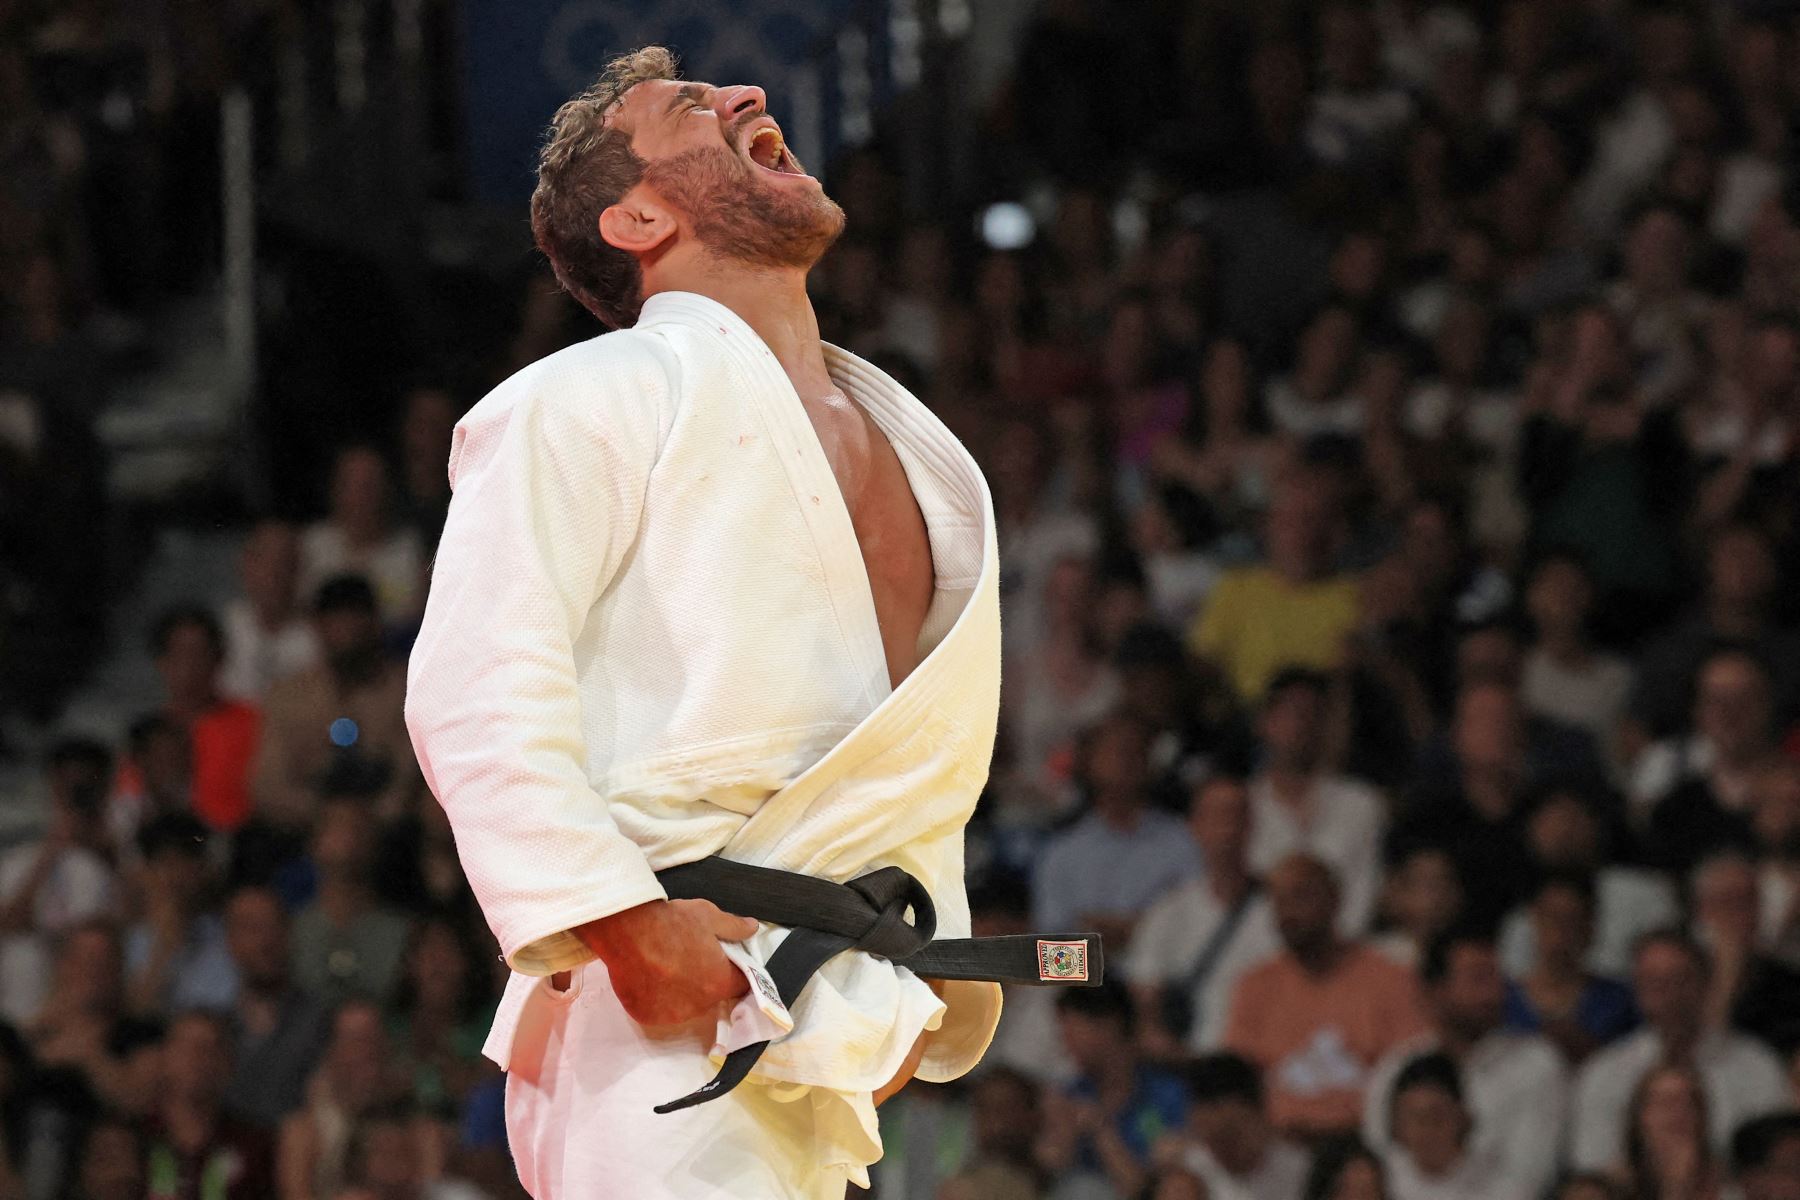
[1634,941,1706,1036]
[1695,655,1772,755]
[1260,686,1324,767]
[1268,858,1338,956]
[226,889,290,987]
[1437,943,1505,1038]
[1190,779,1251,867]
[608,78,844,270]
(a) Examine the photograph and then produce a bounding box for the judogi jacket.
[404,289,1004,1177]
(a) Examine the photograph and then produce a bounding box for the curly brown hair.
[530,46,678,330]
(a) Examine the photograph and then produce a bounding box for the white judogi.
[404,290,1004,1197]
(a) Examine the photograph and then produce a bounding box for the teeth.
[749,127,783,160]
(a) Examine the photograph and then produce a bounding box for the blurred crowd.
[9,1,1800,1199]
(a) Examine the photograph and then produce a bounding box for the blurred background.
[5,0,1800,1198]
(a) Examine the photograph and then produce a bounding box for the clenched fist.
[575,898,761,1026]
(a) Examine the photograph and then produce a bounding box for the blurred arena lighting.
[979,201,1035,251]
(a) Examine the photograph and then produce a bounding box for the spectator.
[1750,761,1800,966]
[125,813,236,1015]
[1520,551,1633,771]
[1127,774,1282,1057]
[1615,1065,1723,1200]
[1555,1175,1621,1200]
[388,915,491,1117]
[106,713,194,860]
[1628,526,1800,742]
[1246,670,1385,935]
[1161,1053,1311,1200]
[1381,1052,1528,1200]
[1688,852,1800,1057]
[1224,855,1429,1139]
[1004,554,1123,803]
[279,999,411,1200]
[298,445,426,629]
[1570,931,1788,1171]
[1498,785,1678,981]
[1503,873,1640,1065]
[221,886,331,1127]
[68,1115,146,1200]
[336,1099,469,1200]
[1302,1136,1386,1200]
[1187,476,1361,706]
[28,922,136,1111]
[1369,843,1464,970]
[0,738,121,1026]
[1030,712,1201,947]
[143,1010,276,1200]
[1362,927,1568,1197]
[1634,647,1784,873]
[1730,1111,1800,1200]
[252,575,420,831]
[1037,982,1188,1200]
[220,520,323,703]
[396,386,459,552]
[289,796,411,1008]
[934,1067,1043,1200]
[149,606,263,834]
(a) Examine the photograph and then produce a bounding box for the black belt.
[648,856,1103,1113]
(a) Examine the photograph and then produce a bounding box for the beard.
[642,141,845,270]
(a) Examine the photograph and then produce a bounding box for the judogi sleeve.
[405,335,674,976]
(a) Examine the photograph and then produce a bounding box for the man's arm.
[404,340,751,1024]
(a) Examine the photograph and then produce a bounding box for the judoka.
[404,45,1019,1198]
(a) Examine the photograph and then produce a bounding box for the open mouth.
[744,125,808,178]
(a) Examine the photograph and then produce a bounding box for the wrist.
[574,899,665,965]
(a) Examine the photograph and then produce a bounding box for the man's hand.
[575,898,759,1027]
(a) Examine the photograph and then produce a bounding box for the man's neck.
[1266,766,1316,803]
[647,267,830,394]
[1292,939,1345,976]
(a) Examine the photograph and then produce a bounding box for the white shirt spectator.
[1183,1137,1312,1200]
[1520,648,1633,772]
[1499,867,1680,980]
[298,520,425,624]
[1264,377,1364,440]
[1247,775,1385,934]
[1125,880,1283,1050]
[1030,808,1202,931]
[0,841,118,1025]
[1569,1027,1790,1171]
[219,595,321,701]
[1362,1031,1570,1198]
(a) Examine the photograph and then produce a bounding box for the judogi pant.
[503,957,856,1199]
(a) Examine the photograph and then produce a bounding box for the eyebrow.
[664,83,713,115]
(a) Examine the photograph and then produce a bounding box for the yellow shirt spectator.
[1187,566,1361,703]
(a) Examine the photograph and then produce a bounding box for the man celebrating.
[405,46,1021,1199]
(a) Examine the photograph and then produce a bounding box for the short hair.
[1262,666,1331,710]
[137,812,210,860]
[313,573,379,617]
[1421,924,1495,988]
[1055,980,1133,1034]
[126,712,179,757]
[1391,1051,1464,1113]
[47,736,113,776]
[1303,1135,1384,1200]
[1532,869,1598,910]
[1632,927,1710,978]
[1186,1053,1263,1108]
[531,46,681,329]
[147,605,224,659]
[1731,1110,1800,1175]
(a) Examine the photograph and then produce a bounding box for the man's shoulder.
[1576,1028,1652,1087]
[454,329,680,455]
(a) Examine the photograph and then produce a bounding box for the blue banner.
[462,0,858,204]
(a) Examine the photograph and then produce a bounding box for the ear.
[599,188,678,256]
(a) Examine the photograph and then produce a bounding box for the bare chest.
[801,392,936,688]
